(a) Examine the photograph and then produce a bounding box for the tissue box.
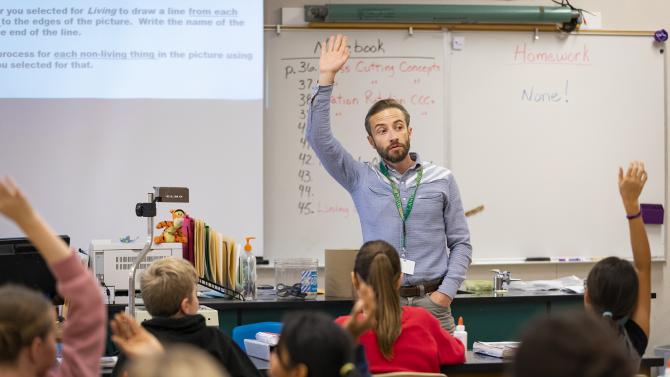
[641,204,664,225]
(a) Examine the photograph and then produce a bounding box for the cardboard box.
[325,249,357,298]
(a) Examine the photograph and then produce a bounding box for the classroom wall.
[264,0,670,350]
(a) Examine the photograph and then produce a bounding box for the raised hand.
[0,176,35,224]
[618,161,647,214]
[111,312,164,359]
[319,34,350,85]
[342,281,376,341]
[0,177,71,264]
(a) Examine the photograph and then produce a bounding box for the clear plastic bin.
[274,258,318,300]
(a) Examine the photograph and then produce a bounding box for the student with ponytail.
[0,177,105,377]
[584,161,651,368]
[336,240,465,373]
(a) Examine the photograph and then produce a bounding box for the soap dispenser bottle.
[238,237,257,300]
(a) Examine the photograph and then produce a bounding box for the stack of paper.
[473,341,519,358]
[507,275,583,293]
[191,218,238,289]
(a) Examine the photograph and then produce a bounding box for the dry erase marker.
[558,257,590,262]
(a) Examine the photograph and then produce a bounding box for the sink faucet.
[491,269,519,291]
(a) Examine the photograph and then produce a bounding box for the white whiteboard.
[265,29,666,263]
[264,29,446,261]
[447,31,666,261]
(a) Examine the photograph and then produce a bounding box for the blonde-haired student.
[140,256,199,317]
[0,176,106,377]
[111,257,260,377]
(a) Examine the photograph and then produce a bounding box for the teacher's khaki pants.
[400,294,456,334]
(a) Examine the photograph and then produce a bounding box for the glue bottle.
[454,316,468,350]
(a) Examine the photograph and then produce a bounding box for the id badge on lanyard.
[400,257,416,275]
[380,162,423,275]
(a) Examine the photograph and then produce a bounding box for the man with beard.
[306,35,472,332]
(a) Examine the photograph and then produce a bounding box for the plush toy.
[154,209,188,244]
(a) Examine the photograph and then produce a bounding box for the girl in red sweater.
[0,177,105,377]
[336,241,465,373]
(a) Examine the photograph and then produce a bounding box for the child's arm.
[1,177,106,377]
[618,162,651,337]
[341,282,375,377]
[0,176,71,264]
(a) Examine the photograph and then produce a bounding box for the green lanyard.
[379,162,423,253]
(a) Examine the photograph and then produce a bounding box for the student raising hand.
[617,161,652,338]
[0,177,105,377]
[584,161,651,369]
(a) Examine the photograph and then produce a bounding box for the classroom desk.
[450,291,584,349]
[105,291,662,376]
[442,351,664,377]
[217,289,585,350]
[249,352,665,377]
[107,290,584,352]
[102,353,663,377]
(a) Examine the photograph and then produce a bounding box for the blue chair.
[232,321,282,351]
